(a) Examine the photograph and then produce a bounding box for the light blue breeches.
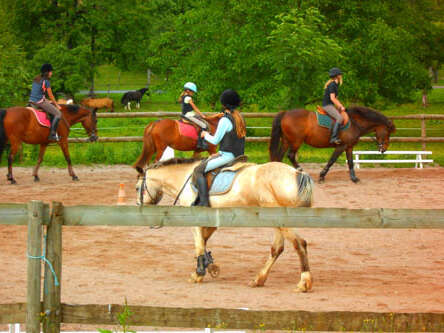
[204,151,235,172]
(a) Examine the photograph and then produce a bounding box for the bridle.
[138,169,157,207]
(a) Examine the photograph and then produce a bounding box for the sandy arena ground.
[0,164,443,329]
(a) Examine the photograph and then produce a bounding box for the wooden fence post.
[27,201,43,333]
[43,202,63,333]
[421,115,426,150]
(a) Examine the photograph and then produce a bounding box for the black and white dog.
[121,87,149,110]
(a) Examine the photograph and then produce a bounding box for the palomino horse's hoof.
[295,271,313,293]
[189,272,204,283]
[34,176,40,182]
[72,176,79,181]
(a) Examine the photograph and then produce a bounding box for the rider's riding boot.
[329,122,341,145]
[196,130,209,150]
[195,173,210,207]
[48,117,60,141]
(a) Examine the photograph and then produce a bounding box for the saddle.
[316,106,350,130]
[202,156,253,196]
[26,104,51,128]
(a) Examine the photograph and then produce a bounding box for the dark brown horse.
[0,104,98,184]
[133,114,223,174]
[269,106,396,183]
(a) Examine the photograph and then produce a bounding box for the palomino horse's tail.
[133,121,156,174]
[296,171,314,207]
[269,111,287,161]
[0,109,7,162]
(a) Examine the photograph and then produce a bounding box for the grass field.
[2,65,443,169]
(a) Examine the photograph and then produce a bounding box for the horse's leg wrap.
[196,250,214,276]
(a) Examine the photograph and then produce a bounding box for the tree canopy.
[0,0,442,108]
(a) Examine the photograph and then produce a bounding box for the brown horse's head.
[374,119,396,153]
[61,104,98,142]
[347,106,396,153]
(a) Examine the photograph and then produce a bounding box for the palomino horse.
[136,158,314,292]
[133,114,223,172]
[0,104,98,183]
[269,106,396,183]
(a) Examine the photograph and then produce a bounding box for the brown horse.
[0,104,98,184]
[133,114,223,173]
[269,106,396,183]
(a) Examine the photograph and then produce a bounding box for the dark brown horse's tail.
[269,111,286,161]
[0,109,7,162]
[133,121,156,174]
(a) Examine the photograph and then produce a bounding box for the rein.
[349,116,382,150]
[172,173,193,206]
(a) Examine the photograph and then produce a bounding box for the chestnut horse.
[0,104,98,184]
[136,158,314,291]
[133,114,223,173]
[269,106,396,183]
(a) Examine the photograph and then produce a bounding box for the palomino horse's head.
[347,106,396,153]
[60,104,98,142]
[135,170,163,206]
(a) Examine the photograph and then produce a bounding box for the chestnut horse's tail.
[133,121,156,174]
[0,109,7,162]
[269,111,287,161]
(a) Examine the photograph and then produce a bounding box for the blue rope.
[27,235,59,287]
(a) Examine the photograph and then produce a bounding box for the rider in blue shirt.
[192,89,246,207]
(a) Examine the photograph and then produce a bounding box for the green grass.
[2,65,444,168]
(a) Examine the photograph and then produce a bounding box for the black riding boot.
[329,122,341,144]
[48,117,60,141]
[196,130,209,150]
[194,173,210,207]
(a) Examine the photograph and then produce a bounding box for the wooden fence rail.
[1,201,443,332]
[69,112,444,148]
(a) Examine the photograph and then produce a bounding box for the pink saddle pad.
[27,107,50,128]
[178,121,198,140]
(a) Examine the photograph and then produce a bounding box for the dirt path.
[0,165,443,329]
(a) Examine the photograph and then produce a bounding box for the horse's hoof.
[351,177,360,183]
[189,272,204,283]
[72,176,79,181]
[34,176,40,182]
[295,271,313,293]
[9,179,17,185]
[207,264,220,278]
[318,177,325,184]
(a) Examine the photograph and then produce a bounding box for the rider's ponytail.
[231,109,246,138]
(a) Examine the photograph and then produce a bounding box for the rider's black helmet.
[220,89,241,110]
[328,67,342,78]
[41,63,53,74]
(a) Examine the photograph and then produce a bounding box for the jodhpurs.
[323,104,343,123]
[183,113,208,130]
[32,100,62,120]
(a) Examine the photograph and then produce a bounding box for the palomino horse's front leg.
[346,147,359,183]
[319,146,346,183]
[58,140,79,181]
[32,144,48,182]
[190,227,218,283]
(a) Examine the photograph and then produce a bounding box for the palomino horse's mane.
[146,157,203,170]
[346,106,394,131]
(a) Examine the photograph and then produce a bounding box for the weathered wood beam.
[62,206,444,229]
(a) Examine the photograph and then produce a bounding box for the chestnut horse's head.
[60,104,98,142]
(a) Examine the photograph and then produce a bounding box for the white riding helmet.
[184,82,197,93]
